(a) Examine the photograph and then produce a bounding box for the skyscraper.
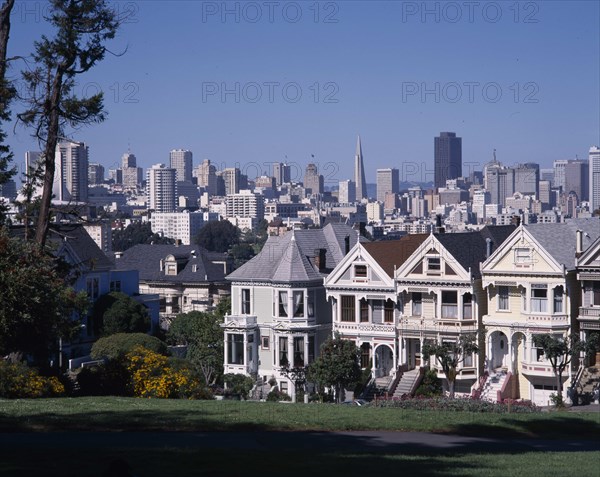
[121,152,143,189]
[376,168,399,203]
[589,146,600,212]
[338,179,356,204]
[485,159,515,207]
[146,164,177,212]
[354,136,368,200]
[222,167,241,195]
[514,163,539,196]
[169,149,193,183]
[194,159,217,196]
[273,162,291,186]
[88,163,105,185]
[564,160,589,202]
[434,132,462,189]
[54,140,89,202]
[304,163,323,196]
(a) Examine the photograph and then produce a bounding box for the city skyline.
[5,2,599,184]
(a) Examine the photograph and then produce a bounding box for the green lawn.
[0,397,598,438]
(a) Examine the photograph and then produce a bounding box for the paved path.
[1,430,598,454]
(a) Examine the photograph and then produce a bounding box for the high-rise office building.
[434,132,462,189]
[589,146,600,212]
[222,167,240,195]
[273,162,291,186]
[194,159,217,196]
[121,152,143,189]
[304,163,323,196]
[25,151,42,177]
[54,140,89,202]
[146,164,177,212]
[514,163,539,197]
[376,168,399,203]
[553,160,568,192]
[354,136,368,200]
[169,149,193,183]
[88,163,105,185]
[564,160,589,202]
[338,180,356,204]
[485,160,515,207]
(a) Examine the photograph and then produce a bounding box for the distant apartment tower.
[54,140,89,202]
[169,149,193,183]
[563,160,589,202]
[25,151,42,177]
[226,190,265,220]
[121,152,143,189]
[376,168,399,203]
[338,179,356,204]
[539,180,554,209]
[88,163,105,185]
[194,159,217,196]
[273,162,291,186]
[222,167,241,195]
[151,211,204,245]
[485,161,515,207]
[354,136,368,200]
[146,164,177,212]
[434,132,462,189]
[589,146,600,212]
[84,222,112,255]
[304,163,323,196]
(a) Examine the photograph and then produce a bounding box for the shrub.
[266,390,292,402]
[92,292,150,336]
[223,373,255,400]
[126,346,207,399]
[75,360,132,396]
[369,396,540,413]
[414,370,443,397]
[91,333,167,361]
[0,361,65,398]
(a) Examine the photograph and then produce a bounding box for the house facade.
[481,219,600,405]
[576,235,600,367]
[223,223,361,399]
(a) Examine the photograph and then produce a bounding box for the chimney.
[344,235,350,255]
[486,238,492,258]
[314,248,327,272]
[576,229,583,255]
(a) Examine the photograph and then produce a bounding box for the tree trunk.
[556,371,563,403]
[448,378,455,399]
[0,0,14,81]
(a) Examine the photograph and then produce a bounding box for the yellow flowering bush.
[126,346,205,399]
[0,361,65,398]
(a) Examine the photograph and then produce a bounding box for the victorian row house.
[223,223,362,398]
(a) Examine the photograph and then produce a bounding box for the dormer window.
[515,248,531,266]
[354,264,367,279]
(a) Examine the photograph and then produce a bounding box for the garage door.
[531,384,557,406]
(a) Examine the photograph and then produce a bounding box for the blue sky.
[6,1,600,186]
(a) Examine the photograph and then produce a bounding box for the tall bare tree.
[18,0,121,247]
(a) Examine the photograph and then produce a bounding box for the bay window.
[278,291,288,317]
[553,287,563,313]
[293,291,304,317]
[341,295,355,322]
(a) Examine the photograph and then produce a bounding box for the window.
[498,286,509,310]
[412,293,422,316]
[384,300,394,323]
[261,336,270,349]
[553,287,563,313]
[307,290,315,317]
[360,343,371,369]
[360,299,369,322]
[86,277,99,301]
[464,352,473,367]
[593,282,600,306]
[293,337,305,367]
[280,381,288,393]
[463,293,473,320]
[427,256,441,273]
[530,286,548,313]
[279,337,289,366]
[341,295,355,322]
[354,264,367,279]
[515,248,531,264]
[293,291,304,318]
[109,280,121,292]
[278,291,288,317]
[441,291,458,318]
[308,336,315,364]
[241,288,251,314]
[227,334,244,365]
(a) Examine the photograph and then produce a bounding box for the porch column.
[507,335,513,373]
[243,334,248,372]
[458,293,463,320]
[304,336,309,368]
[401,338,407,364]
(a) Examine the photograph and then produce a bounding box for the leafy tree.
[90,333,167,361]
[0,228,82,366]
[229,243,255,269]
[92,292,150,336]
[0,0,16,224]
[307,335,361,403]
[17,0,122,247]
[532,333,599,406]
[223,373,254,399]
[167,311,223,386]
[112,222,174,252]
[414,369,443,397]
[196,220,240,253]
[422,334,479,399]
[280,363,309,403]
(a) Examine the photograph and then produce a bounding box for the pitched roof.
[525,218,600,270]
[436,225,516,278]
[362,234,429,277]
[227,224,362,284]
[115,244,226,283]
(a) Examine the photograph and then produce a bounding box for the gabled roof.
[362,234,428,278]
[227,223,363,284]
[436,225,516,279]
[525,218,600,270]
[115,244,226,283]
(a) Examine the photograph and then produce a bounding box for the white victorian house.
[481,219,600,405]
[223,223,361,399]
